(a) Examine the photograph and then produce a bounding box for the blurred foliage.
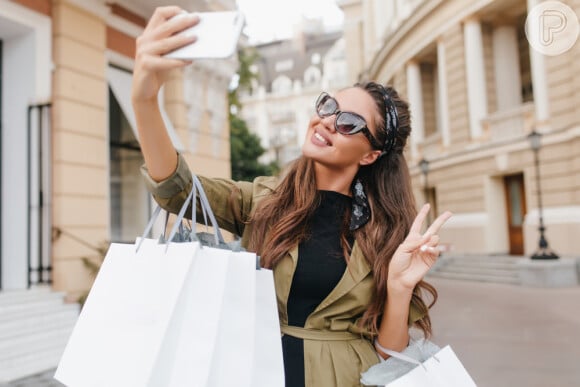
[229,47,279,181]
[230,115,279,181]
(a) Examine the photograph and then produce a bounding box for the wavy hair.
[246,82,436,338]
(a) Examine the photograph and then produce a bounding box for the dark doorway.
[504,173,526,255]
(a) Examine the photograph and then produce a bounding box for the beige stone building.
[0,0,237,379]
[339,0,580,258]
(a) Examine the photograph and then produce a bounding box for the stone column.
[436,39,451,147]
[463,17,488,139]
[527,0,550,124]
[406,60,424,157]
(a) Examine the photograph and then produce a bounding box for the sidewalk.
[428,277,580,387]
[3,277,579,386]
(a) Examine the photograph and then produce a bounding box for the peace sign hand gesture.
[387,204,453,294]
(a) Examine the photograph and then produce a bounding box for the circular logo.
[525,1,579,56]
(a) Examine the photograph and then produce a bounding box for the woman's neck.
[313,162,358,196]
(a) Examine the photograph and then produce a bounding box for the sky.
[235,0,344,43]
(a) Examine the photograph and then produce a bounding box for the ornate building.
[339,0,579,257]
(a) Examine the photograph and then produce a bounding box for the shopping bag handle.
[137,174,233,252]
[193,175,225,244]
[165,174,225,248]
[374,339,427,369]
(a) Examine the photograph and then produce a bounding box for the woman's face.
[302,87,381,169]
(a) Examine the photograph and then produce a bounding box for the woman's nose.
[320,115,336,132]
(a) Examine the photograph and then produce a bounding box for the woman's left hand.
[387,203,452,293]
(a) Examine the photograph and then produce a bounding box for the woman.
[133,6,452,387]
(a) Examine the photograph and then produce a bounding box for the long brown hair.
[247,82,436,337]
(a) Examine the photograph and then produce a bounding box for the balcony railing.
[481,102,535,143]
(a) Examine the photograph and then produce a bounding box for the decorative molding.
[107,13,144,38]
[415,124,580,174]
[525,207,580,225]
[369,0,495,80]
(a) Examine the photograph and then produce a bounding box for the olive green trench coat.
[141,154,423,387]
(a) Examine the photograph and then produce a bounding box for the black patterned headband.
[378,86,399,157]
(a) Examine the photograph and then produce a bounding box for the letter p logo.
[540,10,567,45]
[526,1,579,56]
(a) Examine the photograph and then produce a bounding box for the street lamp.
[419,158,431,223]
[527,130,559,260]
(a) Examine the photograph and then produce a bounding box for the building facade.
[339,0,580,257]
[239,20,349,166]
[0,0,236,299]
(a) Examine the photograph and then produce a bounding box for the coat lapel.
[311,241,371,314]
[273,245,299,324]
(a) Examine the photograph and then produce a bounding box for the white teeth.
[314,132,329,145]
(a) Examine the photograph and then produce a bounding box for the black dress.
[282,190,353,387]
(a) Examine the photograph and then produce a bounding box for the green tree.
[229,47,278,181]
[230,115,278,181]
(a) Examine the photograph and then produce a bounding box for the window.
[109,86,150,243]
[272,75,292,94]
[107,67,154,243]
[303,66,321,86]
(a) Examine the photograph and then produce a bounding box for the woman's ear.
[359,150,381,166]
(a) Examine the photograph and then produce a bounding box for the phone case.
[164,11,245,60]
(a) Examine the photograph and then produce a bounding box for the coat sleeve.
[140,153,261,237]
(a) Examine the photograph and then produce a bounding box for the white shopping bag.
[385,345,477,387]
[150,245,233,387]
[54,238,199,387]
[207,250,257,387]
[251,268,285,387]
[55,174,285,387]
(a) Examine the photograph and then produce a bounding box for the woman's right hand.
[132,6,199,103]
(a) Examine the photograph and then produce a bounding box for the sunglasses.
[315,92,382,150]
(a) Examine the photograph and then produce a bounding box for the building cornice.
[415,125,580,174]
[107,13,144,38]
[366,0,495,80]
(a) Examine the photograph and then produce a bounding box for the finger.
[409,203,431,235]
[145,6,185,32]
[141,56,193,72]
[425,235,440,247]
[419,250,439,268]
[424,211,453,236]
[401,232,432,252]
[149,12,200,41]
[140,33,197,57]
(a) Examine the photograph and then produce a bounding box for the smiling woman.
[133,6,452,387]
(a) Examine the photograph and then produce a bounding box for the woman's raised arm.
[131,6,199,181]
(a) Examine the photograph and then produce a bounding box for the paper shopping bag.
[54,238,199,387]
[251,268,285,387]
[385,345,477,387]
[206,250,257,387]
[150,245,237,387]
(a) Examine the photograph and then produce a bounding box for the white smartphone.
[164,11,245,60]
